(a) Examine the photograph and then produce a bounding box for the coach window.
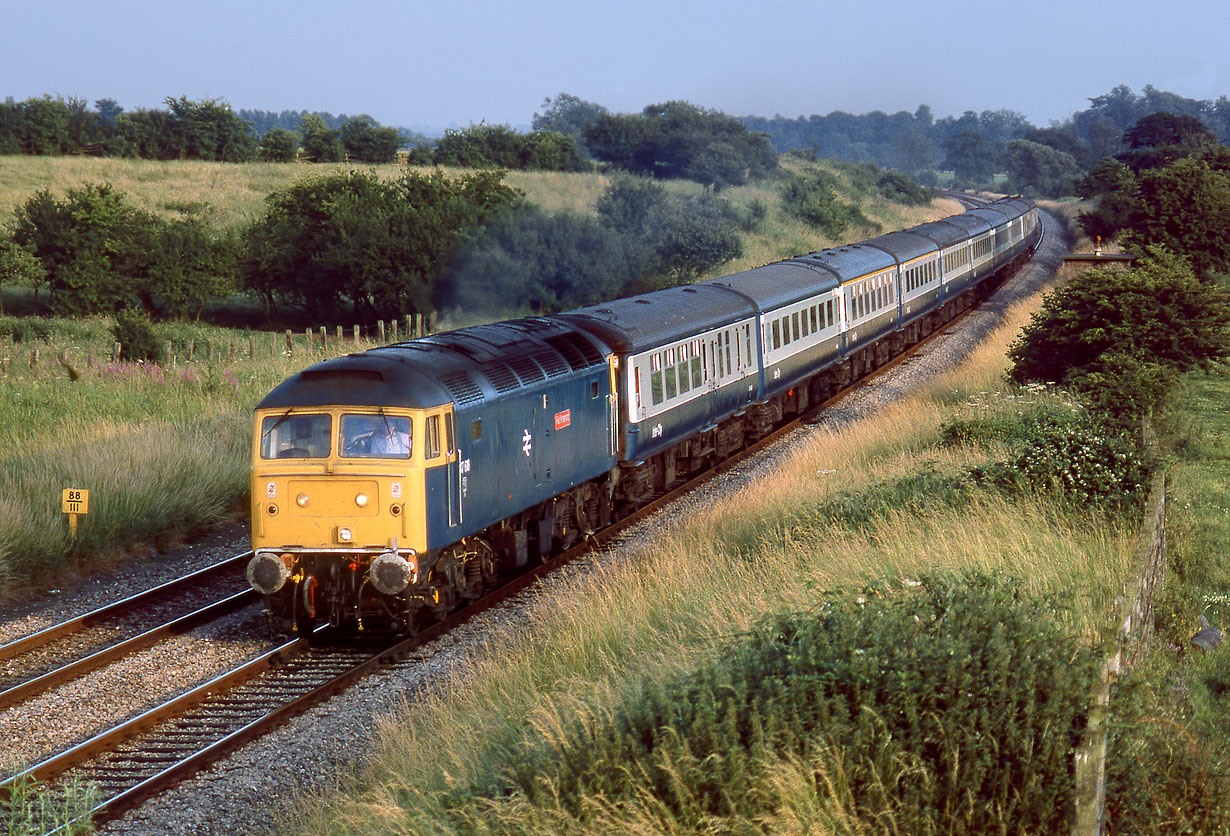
[772,320,781,350]
[651,364,664,405]
[664,361,677,399]
[678,354,690,393]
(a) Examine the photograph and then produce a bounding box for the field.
[0,154,960,596]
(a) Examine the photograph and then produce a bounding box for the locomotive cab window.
[425,415,441,459]
[340,414,412,459]
[260,413,332,459]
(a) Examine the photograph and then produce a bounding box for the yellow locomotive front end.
[248,405,455,634]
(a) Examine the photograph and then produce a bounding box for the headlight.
[337,527,353,543]
[355,493,369,508]
[296,493,310,507]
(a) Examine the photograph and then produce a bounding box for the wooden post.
[377,320,386,342]
[285,330,293,357]
[304,328,313,354]
[206,341,214,366]
[336,325,343,345]
[228,342,235,363]
[353,324,360,345]
[390,318,398,341]
[249,335,255,359]
[188,340,196,362]
[31,348,39,369]
[320,326,327,350]
[413,313,422,338]
[270,332,277,358]
[165,342,173,365]
[404,315,413,340]
[113,342,121,362]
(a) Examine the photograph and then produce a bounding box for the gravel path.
[1,215,1069,835]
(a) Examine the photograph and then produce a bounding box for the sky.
[3,0,1228,134]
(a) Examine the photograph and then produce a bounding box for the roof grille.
[439,371,484,406]
[546,333,603,369]
[533,349,569,378]
[480,362,520,394]
[507,355,546,385]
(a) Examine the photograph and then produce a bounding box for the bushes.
[780,168,876,237]
[10,184,238,318]
[441,177,745,315]
[112,306,164,363]
[943,399,1150,509]
[475,572,1099,835]
[1007,249,1230,421]
[431,123,589,172]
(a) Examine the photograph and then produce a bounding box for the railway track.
[0,555,256,713]
[1,233,1043,833]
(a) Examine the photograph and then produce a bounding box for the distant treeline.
[0,95,413,163]
[742,85,1230,196]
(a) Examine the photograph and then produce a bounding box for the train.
[245,195,1042,634]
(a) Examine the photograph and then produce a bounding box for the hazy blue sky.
[4,0,1226,132]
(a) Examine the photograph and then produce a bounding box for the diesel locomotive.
[245,196,1041,634]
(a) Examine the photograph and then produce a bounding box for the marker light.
[337,527,353,543]
[355,493,369,508]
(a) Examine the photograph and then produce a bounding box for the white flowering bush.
[971,421,1150,507]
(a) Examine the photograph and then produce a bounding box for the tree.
[445,205,633,314]
[11,184,156,315]
[299,114,344,162]
[105,108,178,158]
[259,127,300,162]
[1124,157,1230,277]
[18,96,71,155]
[1123,112,1216,150]
[1000,140,1081,197]
[164,96,257,162]
[532,93,608,153]
[340,116,402,163]
[0,238,47,309]
[95,98,123,128]
[1008,249,1230,418]
[242,169,520,319]
[584,101,777,188]
[1022,126,1089,166]
[942,129,999,182]
[143,218,237,318]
